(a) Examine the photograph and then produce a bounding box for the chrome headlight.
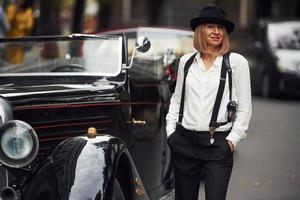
[0,120,39,168]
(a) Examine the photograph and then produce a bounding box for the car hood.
[0,80,123,105]
[0,84,115,97]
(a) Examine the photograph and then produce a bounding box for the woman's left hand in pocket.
[227,140,234,152]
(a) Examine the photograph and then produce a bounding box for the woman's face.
[203,23,224,48]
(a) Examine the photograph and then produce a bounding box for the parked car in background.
[101,26,195,92]
[249,20,300,97]
[0,27,195,200]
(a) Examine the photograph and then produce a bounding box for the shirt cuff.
[166,125,176,138]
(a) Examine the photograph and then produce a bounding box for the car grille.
[13,101,121,157]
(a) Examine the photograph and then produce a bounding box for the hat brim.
[190,17,235,34]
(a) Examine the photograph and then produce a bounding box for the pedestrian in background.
[5,0,34,64]
[166,5,252,200]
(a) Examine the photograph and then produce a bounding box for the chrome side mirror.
[136,36,151,53]
[126,36,151,69]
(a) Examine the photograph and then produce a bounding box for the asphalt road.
[224,96,300,200]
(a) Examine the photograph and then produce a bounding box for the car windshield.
[0,34,122,77]
[268,21,300,50]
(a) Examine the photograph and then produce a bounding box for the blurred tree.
[255,0,271,18]
[70,0,111,33]
[146,0,163,25]
[96,0,112,29]
[37,0,61,35]
[37,0,86,35]
[72,0,85,33]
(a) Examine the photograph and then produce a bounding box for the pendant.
[210,138,215,144]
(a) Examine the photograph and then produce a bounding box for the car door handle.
[126,118,146,125]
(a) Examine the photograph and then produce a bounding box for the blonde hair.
[193,25,230,56]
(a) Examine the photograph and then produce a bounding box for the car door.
[127,29,194,195]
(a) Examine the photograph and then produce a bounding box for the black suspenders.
[178,53,197,124]
[177,52,232,144]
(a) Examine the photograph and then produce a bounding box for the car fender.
[23,135,149,200]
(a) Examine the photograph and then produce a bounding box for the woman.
[166,5,252,200]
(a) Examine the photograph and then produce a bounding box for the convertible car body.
[0,33,169,200]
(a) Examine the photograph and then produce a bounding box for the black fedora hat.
[190,5,235,34]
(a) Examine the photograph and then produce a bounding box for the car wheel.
[112,179,126,200]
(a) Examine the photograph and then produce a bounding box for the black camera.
[227,101,237,122]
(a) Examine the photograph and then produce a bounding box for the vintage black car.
[249,20,300,97]
[0,32,183,200]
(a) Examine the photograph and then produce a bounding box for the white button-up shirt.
[166,52,252,148]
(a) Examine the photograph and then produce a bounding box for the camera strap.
[177,52,232,128]
[225,53,233,101]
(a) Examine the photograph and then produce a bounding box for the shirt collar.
[195,52,223,71]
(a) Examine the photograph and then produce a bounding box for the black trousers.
[167,125,233,200]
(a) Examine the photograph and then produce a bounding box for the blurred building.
[107,0,300,49]
[109,0,300,27]
[3,0,300,49]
